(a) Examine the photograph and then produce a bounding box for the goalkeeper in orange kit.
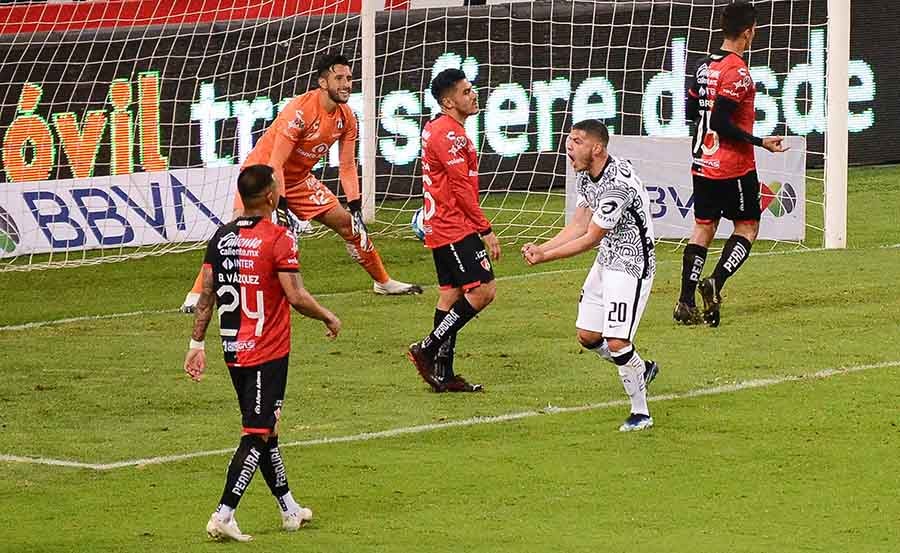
[181,53,422,312]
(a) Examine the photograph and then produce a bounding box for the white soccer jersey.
[575,155,656,280]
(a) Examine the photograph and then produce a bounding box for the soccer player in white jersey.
[522,119,659,432]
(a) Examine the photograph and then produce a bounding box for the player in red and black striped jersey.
[675,1,789,327]
[406,68,501,393]
[184,165,341,542]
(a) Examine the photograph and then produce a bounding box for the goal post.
[824,0,850,249]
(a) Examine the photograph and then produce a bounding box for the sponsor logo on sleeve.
[601,200,618,214]
[288,110,305,132]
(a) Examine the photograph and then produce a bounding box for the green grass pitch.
[1,165,899,552]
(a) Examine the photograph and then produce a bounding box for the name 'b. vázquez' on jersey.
[688,50,757,180]
[203,217,299,367]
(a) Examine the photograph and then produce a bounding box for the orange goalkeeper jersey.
[243,88,360,201]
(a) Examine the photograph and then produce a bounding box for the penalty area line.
[1,359,897,471]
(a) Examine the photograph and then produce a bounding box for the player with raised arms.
[181,53,421,313]
[184,164,341,541]
[522,120,659,432]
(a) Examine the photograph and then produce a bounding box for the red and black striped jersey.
[203,216,299,367]
[688,50,757,180]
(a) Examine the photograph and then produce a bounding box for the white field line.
[0,245,852,333]
[1,360,896,471]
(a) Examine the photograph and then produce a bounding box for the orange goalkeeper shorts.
[233,174,339,221]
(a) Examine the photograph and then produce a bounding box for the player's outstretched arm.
[525,221,606,265]
[184,265,214,381]
[522,206,591,259]
[278,271,341,339]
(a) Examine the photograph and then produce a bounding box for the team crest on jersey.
[337,118,344,130]
[447,131,468,156]
[288,110,305,131]
[730,68,753,92]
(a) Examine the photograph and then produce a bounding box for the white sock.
[277,491,301,516]
[611,345,649,416]
[215,504,235,522]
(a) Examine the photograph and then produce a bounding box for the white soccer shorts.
[575,262,653,342]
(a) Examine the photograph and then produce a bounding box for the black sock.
[433,309,456,379]
[218,434,265,509]
[257,436,290,500]
[421,297,478,357]
[712,235,752,290]
[679,244,708,305]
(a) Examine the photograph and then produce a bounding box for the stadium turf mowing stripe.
[0,245,840,332]
[2,359,896,471]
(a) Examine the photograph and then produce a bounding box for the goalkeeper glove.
[347,199,373,252]
[273,197,305,244]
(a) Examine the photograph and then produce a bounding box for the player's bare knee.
[733,221,759,242]
[691,221,717,246]
[477,281,497,306]
[438,288,463,310]
[577,329,604,349]
[465,281,495,310]
[319,208,354,239]
[605,338,631,353]
[336,222,355,241]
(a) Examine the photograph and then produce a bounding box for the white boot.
[373,279,423,295]
[282,507,314,532]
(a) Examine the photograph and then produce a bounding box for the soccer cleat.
[282,507,314,532]
[374,279,424,295]
[643,360,660,387]
[206,514,252,542]
[180,292,200,314]
[407,343,444,392]
[697,277,722,327]
[442,374,484,393]
[672,301,702,325]
[618,413,654,432]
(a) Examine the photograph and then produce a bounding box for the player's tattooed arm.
[191,266,215,341]
[185,266,213,381]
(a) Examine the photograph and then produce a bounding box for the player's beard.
[568,152,588,172]
[327,87,350,104]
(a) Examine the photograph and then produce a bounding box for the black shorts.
[692,170,762,223]
[228,355,288,434]
[432,233,495,291]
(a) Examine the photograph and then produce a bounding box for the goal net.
[0,0,361,270]
[0,0,848,271]
[372,0,839,250]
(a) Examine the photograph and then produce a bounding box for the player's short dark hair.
[720,1,758,39]
[572,119,610,146]
[316,53,352,79]
[430,68,467,103]
[237,164,275,203]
